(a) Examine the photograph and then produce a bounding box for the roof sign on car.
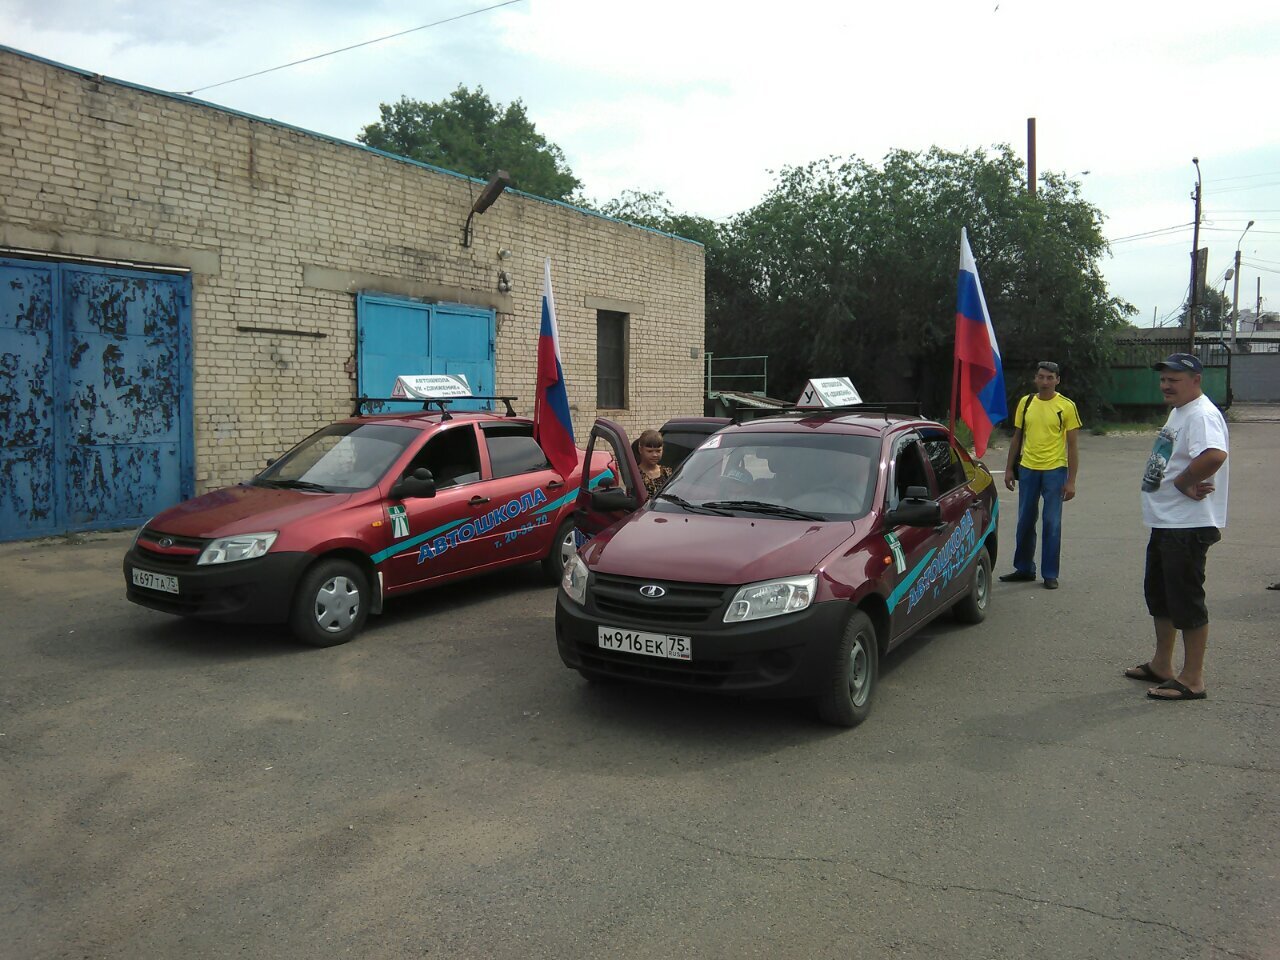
[796,377,862,408]
[390,374,473,399]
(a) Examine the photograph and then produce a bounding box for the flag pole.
[949,354,959,443]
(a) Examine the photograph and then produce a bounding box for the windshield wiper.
[653,492,733,517]
[265,478,333,492]
[699,499,825,521]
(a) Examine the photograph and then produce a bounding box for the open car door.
[573,418,647,548]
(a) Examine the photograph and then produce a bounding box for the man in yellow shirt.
[999,361,1082,590]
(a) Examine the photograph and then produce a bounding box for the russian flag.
[533,258,578,478]
[954,228,1007,458]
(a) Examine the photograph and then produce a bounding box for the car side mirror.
[391,467,436,500]
[591,487,637,513]
[886,487,941,527]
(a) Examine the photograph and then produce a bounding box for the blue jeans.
[1013,466,1068,579]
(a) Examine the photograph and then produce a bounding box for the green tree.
[708,147,1133,419]
[1177,285,1232,332]
[358,86,581,202]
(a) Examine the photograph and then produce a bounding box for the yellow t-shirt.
[1014,393,1082,470]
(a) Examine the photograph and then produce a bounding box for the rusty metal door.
[0,258,193,541]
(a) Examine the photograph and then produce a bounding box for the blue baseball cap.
[1152,353,1203,373]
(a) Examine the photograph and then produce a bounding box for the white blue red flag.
[533,257,577,478]
[954,228,1007,457]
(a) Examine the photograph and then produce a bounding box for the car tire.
[289,558,369,647]
[814,610,878,728]
[952,546,991,624]
[541,517,577,584]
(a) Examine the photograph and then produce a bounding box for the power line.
[1106,222,1192,244]
[182,0,527,95]
[1204,171,1280,184]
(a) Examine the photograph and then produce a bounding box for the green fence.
[1104,339,1230,408]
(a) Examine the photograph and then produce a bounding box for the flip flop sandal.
[1124,662,1172,683]
[1147,679,1207,701]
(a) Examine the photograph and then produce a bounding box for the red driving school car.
[124,390,606,646]
[556,408,999,727]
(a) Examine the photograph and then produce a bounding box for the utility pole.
[1231,220,1255,351]
[1027,118,1037,198]
[1259,278,1264,330]
[1187,157,1203,351]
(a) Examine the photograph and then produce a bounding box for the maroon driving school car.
[556,410,999,727]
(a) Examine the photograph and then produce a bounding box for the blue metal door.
[0,258,193,542]
[357,295,495,413]
[0,260,59,540]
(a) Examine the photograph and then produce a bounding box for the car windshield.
[659,431,879,521]
[254,423,419,493]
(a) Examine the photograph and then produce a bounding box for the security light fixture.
[462,170,511,247]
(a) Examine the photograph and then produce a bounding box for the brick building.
[0,46,705,542]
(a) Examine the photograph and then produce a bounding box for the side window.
[404,426,481,488]
[922,436,966,492]
[483,425,551,479]
[891,440,932,507]
[596,310,628,408]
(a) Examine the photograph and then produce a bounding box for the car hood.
[147,484,356,538]
[586,509,860,584]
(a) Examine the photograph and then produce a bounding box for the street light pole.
[1187,158,1203,351]
[1231,220,1255,352]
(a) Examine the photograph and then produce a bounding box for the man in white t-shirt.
[1124,353,1229,701]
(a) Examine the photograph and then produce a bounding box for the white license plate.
[132,568,179,594]
[597,626,692,660]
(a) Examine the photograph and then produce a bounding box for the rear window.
[662,431,879,521]
[483,426,551,478]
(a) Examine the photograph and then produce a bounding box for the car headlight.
[561,553,589,606]
[197,532,279,565]
[723,574,817,623]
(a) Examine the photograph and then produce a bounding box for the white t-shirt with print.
[1140,394,1229,528]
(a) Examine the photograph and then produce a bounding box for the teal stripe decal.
[887,548,937,613]
[372,469,616,564]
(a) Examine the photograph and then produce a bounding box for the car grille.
[135,529,207,567]
[590,573,733,628]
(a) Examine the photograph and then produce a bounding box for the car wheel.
[814,610,879,728]
[541,517,577,583]
[952,546,991,624]
[289,558,369,647]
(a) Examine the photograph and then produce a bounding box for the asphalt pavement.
[3,426,1277,960]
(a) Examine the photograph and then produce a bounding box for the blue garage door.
[0,258,194,542]
[357,295,495,413]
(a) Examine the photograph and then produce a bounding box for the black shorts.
[1143,527,1222,630]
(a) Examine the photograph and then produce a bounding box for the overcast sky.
[5,0,1279,330]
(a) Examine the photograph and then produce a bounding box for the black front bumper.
[555,588,850,698]
[124,548,315,623]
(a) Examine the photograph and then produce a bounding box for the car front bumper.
[555,588,852,698]
[124,548,315,623]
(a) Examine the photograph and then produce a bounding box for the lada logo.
[639,585,666,599]
[158,537,174,548]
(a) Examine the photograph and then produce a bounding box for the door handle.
[469,495,490,506]
[546,480,564,489]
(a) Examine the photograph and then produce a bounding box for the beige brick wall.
[0,49,705,492]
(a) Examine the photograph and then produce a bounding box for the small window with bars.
[596,310,628,409]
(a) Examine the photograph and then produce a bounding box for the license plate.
[597,626,692,660]
[132,568,179,594]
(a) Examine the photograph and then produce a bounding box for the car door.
[882,431,949,640]
[573,418,647,547]
[920,428,984,607]
[380,423,489,589]
[475,422,568,562]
